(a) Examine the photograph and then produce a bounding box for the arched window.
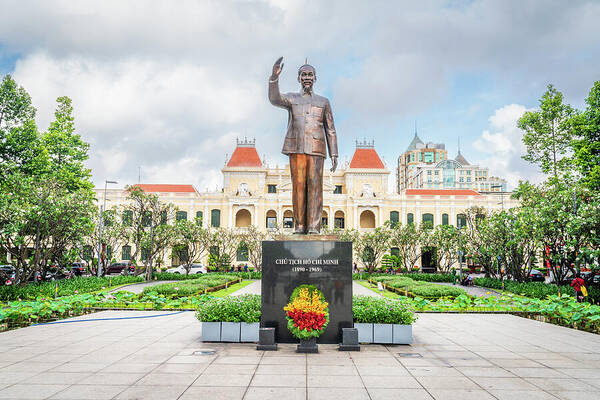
[235,209,251,227]
[334,211,345,229]
[196,211,203,224]
[266,210,277,229]
[390,247,400,257]
[442,213,449,225]
[407,213,414,225]
[390,211,399,228]
[456,213,467,228]
[176,211,187,221]
[283,210,294,228]
[422,213,434,228]
[211,209,221,227]
[360,210,376,228]
[322,211,328,227]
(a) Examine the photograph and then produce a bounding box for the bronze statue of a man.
[269,56,338,234]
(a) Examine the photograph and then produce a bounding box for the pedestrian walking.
[570,273,586,303]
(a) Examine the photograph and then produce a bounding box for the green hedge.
[410,285,467,298]
[474,277,600,303]
[143,274,238,296]
[352,296,417,324]
[154,271,261,281]
[196,294,261,322]
[0,275,143,301]
[357,272,454,283]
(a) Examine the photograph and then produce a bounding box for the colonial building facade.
[96,138,515,268]
[397,132,507,193]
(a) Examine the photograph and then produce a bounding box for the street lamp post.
[97,180,118,277]
[457,218,463,282]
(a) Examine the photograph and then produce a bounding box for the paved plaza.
[1,310,599,400]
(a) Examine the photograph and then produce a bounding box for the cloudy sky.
[1,0,599,191]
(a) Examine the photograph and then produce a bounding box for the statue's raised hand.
[271,56,284,79]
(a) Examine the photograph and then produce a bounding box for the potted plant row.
[196,295,261,342]
[352,296,417,344]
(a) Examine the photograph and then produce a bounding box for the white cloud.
[2,0,599,190]
[472,104,544,188]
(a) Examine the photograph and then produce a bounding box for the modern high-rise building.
[397,131,507,193]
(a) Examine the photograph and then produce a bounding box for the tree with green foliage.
[518,84,575,181]
[238,225,267,271]
[340,225,392,273]
[172,218,210,274]
[120,186,176,280]
[389,222,427,271]
[571,81,600,191]
[432,224,460,273]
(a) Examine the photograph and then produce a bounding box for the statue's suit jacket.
[269,80,338,159]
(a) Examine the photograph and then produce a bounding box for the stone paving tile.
[50,362,111,373]
[559,368,600,378]
[416,376,480,390]
[244,387,306,400]
[506,367,571,378]
[526,377,600,392]
[307,387,370,400]
[455,366,516,377]
[134,372,199,386]
[406,366,463,377]
[192,373,253,387]
[550,391,600,400]
[204,364,257,375]
[250,374,306,387]
[427,388,498,400]
[361,375,422,389]
[255,364,305,375]
[152,362,209,374]
[307,374,365,388]
[32,371,92,385]
[0,383,68,399]
[307,365,357,376]
[488,389,560,400]
[367,388,434,400]
[49,384,128,399]
[355,365,411,376]
[475,376,541,391]
[99,362,159,374]
[78,372,146,386]
[178,386,246,399]
[1,361,60,373]
[113,384,188,400]
[0,371,39,385]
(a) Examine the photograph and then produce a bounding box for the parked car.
[166,264,207,275]
[70,262,86,276]
[0,265,16,286]
[528,269,545,282]
[106,262,135,275]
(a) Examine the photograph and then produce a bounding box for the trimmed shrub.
[196,294,261,322]
[352,295,417,324]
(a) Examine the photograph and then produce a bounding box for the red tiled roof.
[349,148,385,169]
[405,189,481,196]
[227,146,262,167]
[132,184,197,193]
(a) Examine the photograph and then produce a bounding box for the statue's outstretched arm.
[268,56,290,108]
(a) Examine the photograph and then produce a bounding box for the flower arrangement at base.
[283,285,329,340]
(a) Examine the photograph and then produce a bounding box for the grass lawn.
[357,280,402,299]
[209,280,255,297]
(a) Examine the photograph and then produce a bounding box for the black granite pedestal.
[261,240,353,344]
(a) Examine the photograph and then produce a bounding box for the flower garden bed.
[368,276,467,299]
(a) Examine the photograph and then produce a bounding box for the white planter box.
[392,324,412,344]
[201,322,221,342]
[240,322,259,342]
[221,322,241,342]
[373,323,393,344]
[354,323,373,343]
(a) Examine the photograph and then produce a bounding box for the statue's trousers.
[289,154,324,232]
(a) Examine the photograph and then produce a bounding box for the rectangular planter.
[201,322,221,342]
[392,324,412,344]
[373,323,393,344]
[354,323,373,343]
[221,322,241,342]
[240,322,259,342]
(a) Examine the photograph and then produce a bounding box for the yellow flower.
[284,288,328,314]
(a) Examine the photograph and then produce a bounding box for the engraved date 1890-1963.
[291,266,323,272]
